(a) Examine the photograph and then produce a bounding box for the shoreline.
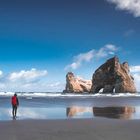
[1,118,140,140]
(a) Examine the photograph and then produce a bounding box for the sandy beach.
[0,118,140,140]
[1,96,140,139]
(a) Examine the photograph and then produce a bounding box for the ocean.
[0,92,140,120]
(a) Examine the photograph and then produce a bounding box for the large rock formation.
[91,56,136,93]
[63,72,92,93]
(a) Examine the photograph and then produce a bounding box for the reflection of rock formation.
[63,72,92,93]
[67,106,135,119]
[67,107,93,117]
[91,56,136,93]
[93,106,135,119]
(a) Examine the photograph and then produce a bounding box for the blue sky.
[0,0,140,92]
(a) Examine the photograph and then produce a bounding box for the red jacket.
[11,96,19,106]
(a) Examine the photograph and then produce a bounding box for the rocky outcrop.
[63,72,92,93]
[91,56,136,93]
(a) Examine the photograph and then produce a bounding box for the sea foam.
[0,92,139,98]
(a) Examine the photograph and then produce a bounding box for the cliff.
[91,56,136,93]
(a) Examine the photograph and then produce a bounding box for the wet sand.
[0,118,140,140]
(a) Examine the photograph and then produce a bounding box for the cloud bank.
[107,0,140,17]
[9,68,48,82]
[65,44,118,70]
[0,68,64,92]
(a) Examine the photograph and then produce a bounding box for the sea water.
[0,92,140,120]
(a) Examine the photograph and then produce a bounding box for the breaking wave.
[0,92,140,98]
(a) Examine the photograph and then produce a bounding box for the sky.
[0,0,140,92]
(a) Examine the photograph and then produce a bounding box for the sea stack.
[90,56,136,93]
[63,72,92,93]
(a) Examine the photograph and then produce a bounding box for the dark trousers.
[12,105,17,117]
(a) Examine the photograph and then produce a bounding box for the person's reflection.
[12,116,16,120]
[67,106,93,117]
[93,106,135,119]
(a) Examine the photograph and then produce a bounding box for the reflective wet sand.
[0,97,140,120]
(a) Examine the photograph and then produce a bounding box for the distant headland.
[63,56,136,94]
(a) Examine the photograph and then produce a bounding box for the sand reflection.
[0,106,137,120]
[93,106,135,119]
[67,107,93,118]
[67,106,136,119]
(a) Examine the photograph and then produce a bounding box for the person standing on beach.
[11,94,19,118]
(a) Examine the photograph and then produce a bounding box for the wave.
[0,92,140,98]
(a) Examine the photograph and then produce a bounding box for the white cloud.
[0,68,54,92]
[130,65,140,91]
[130,66,140,73]
[65,50,94,70]
[132,73,140,91]
[65,44,119,70]
[9,68,47,82]
[107,0,140,17]
[105,44,118,51]
[0,70,3,77]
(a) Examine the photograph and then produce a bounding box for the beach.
[1,94,140,139]
[0,118,140,140]
[0,0,140,139]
